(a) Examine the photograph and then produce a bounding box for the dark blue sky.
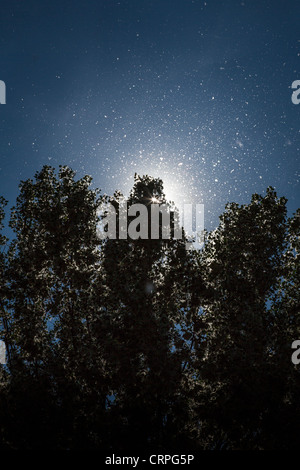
[0,0,299,230]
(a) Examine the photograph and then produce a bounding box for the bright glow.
[111,152,196,211]
[160,173,190,208]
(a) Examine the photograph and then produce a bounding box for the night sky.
[0,0,299,231]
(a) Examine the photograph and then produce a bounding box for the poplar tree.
[99,174,199,451]
[192,188,290,449]
[4,166,108,448]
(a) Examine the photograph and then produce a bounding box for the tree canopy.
[0,165,299,450]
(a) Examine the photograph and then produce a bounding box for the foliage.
[0,166,299,450]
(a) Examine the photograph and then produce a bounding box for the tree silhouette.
[0,166,299,450]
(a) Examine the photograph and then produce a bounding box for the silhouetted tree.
[191,189,299,449]
[0,166,299,451]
